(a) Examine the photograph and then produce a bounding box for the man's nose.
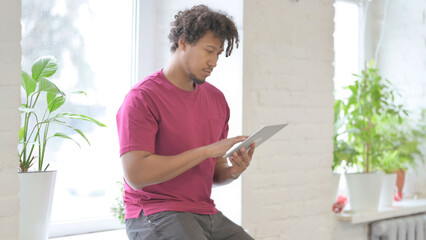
[208,56,218,68]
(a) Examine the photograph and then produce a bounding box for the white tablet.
[223,123,288,159]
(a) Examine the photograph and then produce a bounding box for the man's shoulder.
[133,70,164,91]
[203,82,224,96]
[123,71,166,105]
[203,82,227,102]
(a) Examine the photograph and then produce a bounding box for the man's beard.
[189,73,206,86]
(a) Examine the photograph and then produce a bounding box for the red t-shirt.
[116,70,230,219]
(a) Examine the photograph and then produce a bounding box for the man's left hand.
[228,143,255,179]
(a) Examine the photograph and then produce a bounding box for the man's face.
[183,31,224,85]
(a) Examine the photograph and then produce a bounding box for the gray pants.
[126,211,254,240]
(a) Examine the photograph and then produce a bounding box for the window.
[334,1,361,100]
[333,1,361,193]
[22,1,243,236]
[21,0,135,236]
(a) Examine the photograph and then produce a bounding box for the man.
[117,5,255,240]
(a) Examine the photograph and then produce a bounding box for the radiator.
[371,213,426,240]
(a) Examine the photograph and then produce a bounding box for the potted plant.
[18,56,106,240]
[376,111,426,205]
[111,181,125,225]
[333,60,410,212]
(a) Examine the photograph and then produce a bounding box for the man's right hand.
[206,136,248,158]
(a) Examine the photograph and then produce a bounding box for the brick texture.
[0,0,22,239]
[242,0,335,239]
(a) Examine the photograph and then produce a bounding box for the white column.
[0,0,22,239]
[242,0,335,239]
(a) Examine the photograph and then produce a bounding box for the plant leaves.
[19,127,25,142]
[73,128,91,146]
[21,71,37,97]
[39,78,62,95]
[54,113,106,127]
[47,95,66,113]
[31,56,58,81]
[43,163,50,171]
[50,133,81,148]
[51,119,90,145]
[71,90,87,96]
[46,92,56,104]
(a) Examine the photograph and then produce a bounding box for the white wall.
[0,0,22,239]
[242,0,335,239]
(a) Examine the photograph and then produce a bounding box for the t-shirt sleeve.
[116,89,158,156]
[219,102,230,140]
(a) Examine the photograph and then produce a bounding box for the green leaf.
[54,113,106,127]
[47,95,66,113]
[19,127,25,142]
[43,163,50,171]
[50,133,81,148]
[46,92,56,104]
[71,90,88,96]
[39,78,62,95]
[31,56,58,81]
[74,128,91,146]
[21,71,37,97]
[50,119,91,145]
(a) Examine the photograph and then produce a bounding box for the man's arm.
[121,136,247,190]
[213,143,255,187]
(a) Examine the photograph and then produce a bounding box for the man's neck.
[162,61,195,91]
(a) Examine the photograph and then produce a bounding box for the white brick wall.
[242,0,335,239]
[0,0,21,239]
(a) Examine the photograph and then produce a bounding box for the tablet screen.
[223,123,288,159]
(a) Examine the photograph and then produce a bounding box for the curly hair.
[168,5,239,57]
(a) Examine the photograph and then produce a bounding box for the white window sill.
[49,229,127,240]
[335,199,426,224]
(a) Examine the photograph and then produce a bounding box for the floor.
[50,229,127,240]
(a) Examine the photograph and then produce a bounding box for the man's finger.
[239,148,251,165]
[229,156,241,168]
[233,136,248,143]
[248,143,256,157]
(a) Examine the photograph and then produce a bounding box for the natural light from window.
[334,1,360,100]
[21,0,133,236]
[333,1,360,191]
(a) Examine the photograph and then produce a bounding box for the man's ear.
[178,35,188,51]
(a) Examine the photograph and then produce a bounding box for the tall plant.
[19,56,106,172]
[334,60,410,173]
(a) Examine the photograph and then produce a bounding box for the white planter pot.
[346,172,384,212]
[332,173,341,203]
[19,171,57,240]
[379,173,397,208]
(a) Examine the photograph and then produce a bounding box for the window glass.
[334,1,360,99]
[333,1,360,189]
[21,0,133,226]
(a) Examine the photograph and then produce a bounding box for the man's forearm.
[122,136,247,190]
[123,146,212,190]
